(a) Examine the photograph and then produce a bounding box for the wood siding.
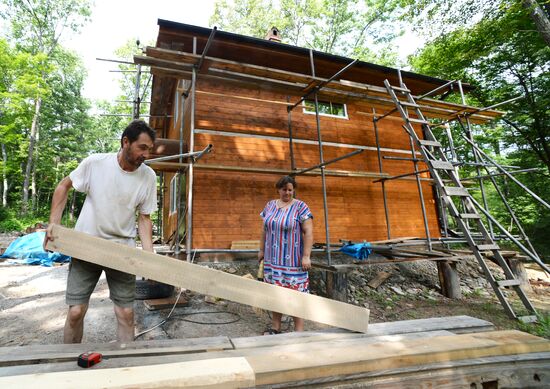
[162,79,440,249]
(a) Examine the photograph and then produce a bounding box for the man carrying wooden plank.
[45,120,157,343]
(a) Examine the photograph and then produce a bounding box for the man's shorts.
[66,258,135,308]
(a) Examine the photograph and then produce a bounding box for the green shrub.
[519,312,550,339]
[0,216,23,232]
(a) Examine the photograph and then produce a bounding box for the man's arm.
[138,213,154,252]
[45,176,73,246]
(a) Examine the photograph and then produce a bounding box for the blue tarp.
[339,242,372,260]
[0,231,70,267]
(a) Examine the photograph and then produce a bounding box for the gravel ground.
[1,233,549,346]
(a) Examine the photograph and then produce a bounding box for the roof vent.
[265,26,281,42]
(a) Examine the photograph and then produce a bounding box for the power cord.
[165,311,240,325]
[135,250,199,340]
[134,287,184,340]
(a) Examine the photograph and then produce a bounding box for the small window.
[303,100,348,119]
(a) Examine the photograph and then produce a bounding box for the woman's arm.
[301,218,313,270]
[258,227,266,262]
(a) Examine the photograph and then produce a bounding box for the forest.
[1,0,549,260]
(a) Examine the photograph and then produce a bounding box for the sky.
[47,0,421,103]
[64,0,216,101]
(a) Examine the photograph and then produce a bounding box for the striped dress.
[260,199,313,293]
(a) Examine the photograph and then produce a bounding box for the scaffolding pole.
[408,134,432,250]
[469,197,550,273]
[311,49,330,263]
[175,82,186,256]
[457,81,493,237]
[186,39,198,262]
[132,64,142,119]
[292,149,363,176]
[462,135,550,210]
[186,30,218,261]
[287,96,296,171]
[373,109,391,238]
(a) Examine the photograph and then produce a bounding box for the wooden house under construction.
[138,20,503,255]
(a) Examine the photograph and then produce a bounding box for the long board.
[0,357,255,389]
[247,330,550,386]
[46,225,369,332]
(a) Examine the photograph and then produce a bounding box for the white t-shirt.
[70,153,157,246]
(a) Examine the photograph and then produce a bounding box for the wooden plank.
[149,161,389,178]
[273,353,550,388]
[232,315,494,350]
[0,357,255,389]
[230,240,260,250]
[367,271,392,288]
[143,294,188,311]
[0,330,454,377]
[0,336,233,367]
[145,46,503,123]
[247,330,550,386]
[233,330,454,351]
[46,225,370,333]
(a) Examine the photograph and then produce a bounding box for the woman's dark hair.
[276,175,297,189]
[120,120,156,147]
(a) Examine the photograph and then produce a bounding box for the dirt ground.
[0,232,549,346]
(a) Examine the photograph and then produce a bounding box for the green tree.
[0,39,51,210]
[407,1,550,257]
[0,0,91,213]
[210,0,404,65]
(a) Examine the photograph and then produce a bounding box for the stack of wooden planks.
[0,315,549,388]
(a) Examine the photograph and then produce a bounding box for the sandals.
[263,328,281,335]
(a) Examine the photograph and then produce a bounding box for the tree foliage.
[210,0,405,65]
[407,0,550,257]
[0,0,92,214]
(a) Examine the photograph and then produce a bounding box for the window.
[303,100,348,119]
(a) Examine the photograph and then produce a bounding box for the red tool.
[77,351,102,368]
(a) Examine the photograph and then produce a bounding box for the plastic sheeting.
[0,231,70,266]
[339,243,372,260]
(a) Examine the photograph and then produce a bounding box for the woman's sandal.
[263,328,281,335]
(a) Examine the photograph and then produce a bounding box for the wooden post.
[506,257,533,293]
[326,270,348,302]
[437,260,462,299]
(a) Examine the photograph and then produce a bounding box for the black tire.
[135,279,174,300]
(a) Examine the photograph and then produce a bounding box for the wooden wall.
[159,78,441,249]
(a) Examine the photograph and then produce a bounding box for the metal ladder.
[383,79,537,322]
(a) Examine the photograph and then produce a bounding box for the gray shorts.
[66,258,135,308]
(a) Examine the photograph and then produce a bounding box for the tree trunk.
[1,143,7,207]
[69,190,76,223]
[22,97,41,214]
[31,143,38,211]
[523,0,550,47]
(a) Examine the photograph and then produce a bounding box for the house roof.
[156,19,464,95]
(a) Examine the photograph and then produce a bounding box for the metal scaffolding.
[125,31,547,277]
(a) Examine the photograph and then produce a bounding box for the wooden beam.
[144,46,504,124]
[0,357,255,389]
[46,225,370,333]
[148,161,389,179]
[247,330,550,386]
[0,337,232,367]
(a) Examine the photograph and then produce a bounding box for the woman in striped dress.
[258,176,313,333]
